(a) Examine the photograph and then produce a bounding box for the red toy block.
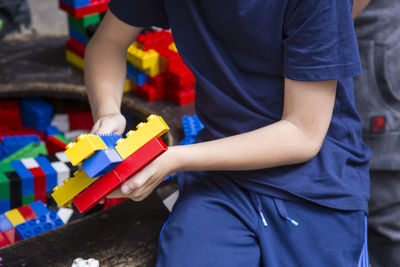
[165,87,196,106]
[4,228,16,244]
[0,231,10,248]
[147,74,166,90]
[158,48,184,73]
[136,30,173,52]
[102,198,127,210]
[59,0,109,19]
[68,108,94,130]
[73,137,168,212]
[132,83,164,102]
[46,136,67,154]
[17,205,37,221]
[30,167,47,203]
[0,100,22,128]
[165,63,195,89]
[66,38,86,58]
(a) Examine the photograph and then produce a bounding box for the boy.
[86,0,371,265]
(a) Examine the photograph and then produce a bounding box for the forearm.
[353,0,371,18]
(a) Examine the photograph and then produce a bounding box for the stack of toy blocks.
[0,200,64,248]
[51,114,170,213]
[128,30,196,105]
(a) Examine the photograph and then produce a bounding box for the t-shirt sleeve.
[282,0,361,81]
[108,0,169,29]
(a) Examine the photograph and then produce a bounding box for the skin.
[86,11,337,202]
[353,0,371,18]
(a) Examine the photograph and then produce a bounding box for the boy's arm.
[353,0,371,18]
[85,11,142,134]
[110,79,337,200]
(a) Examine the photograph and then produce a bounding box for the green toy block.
[0,162,14,173]
[0,143,48,163]
[54,133,71,145]
[0,172,10,200]
[0,19,3,32]
[22,194,34,206]
[68,14,100,36]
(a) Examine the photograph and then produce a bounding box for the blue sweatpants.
[157,171,368,267]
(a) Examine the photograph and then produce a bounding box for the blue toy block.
[0,199,10,213]
[20,98,54,132]
[0,214,13,232]
[182,115,204,138]
[29,201,49,217]
[69,28,88,45]
[127,63,147,86]
[82,148,123,178]
[98,134,122,147]
[10,161,34,196]
[35,156,57,192]
[45,125,60,136]
[61,0,90,8]
[15,210,64,241]
[179,136,196,145]
[0,146,6,160]
[2,135,40,155]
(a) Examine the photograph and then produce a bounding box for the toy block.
[29,201,49,217]
[4,228,16,244]
[35,156,58,191]
[10,160,34,196]
[5,209,25,227]
[57,207,74,224]
[62,0,90,8]
[55,151,70,163]
[68,108,94,130]
[0,214,13,232]
[168,42,178,53]
[66,49,85,70]
[51,169,99,207]
[54,133,71,144]
[2,135,40,155]
[115,115,169,159]
[182,115,204,138]
[147,74,166,90]
[51,162,71,186]
[82,148,123,178]
[123,79,131,93]
[102,198,127,210]
[127,63,147,86]
[51,113,70,133]
[64,129,89,141]
[98,134,122,147]
[72,258,99,267]
[165,86,196,106]
[22,194,34,205]
[165,63,195,89]
[68,13,100,36]
[127,44,160,76]
[0,162,13,173]
[0,172,10,200]
[132,83,164,102]
[21,158,39,169]
[136,30,173,52]
[30,167,47,203]
[0,100,22,128]
[59,0,109,19]
[17,205,37,221]
[15,210,64,241]
[46,135,68,154]
[158,48,183,73]
[4,171,21,208]
[69,28,88,45]
[20,98,54,132]
[0,231,10,248]
[65,134,107,165]
[74,137,168,212]
[0,199,10,213]
[179,136,196,145]
[45,125,61,136]
[0,143,47,164]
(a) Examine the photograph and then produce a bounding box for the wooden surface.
[0,35,193,266]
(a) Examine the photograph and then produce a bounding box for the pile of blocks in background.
[59,0,196,106]
[0,98,96,213]
[0,200,72,248]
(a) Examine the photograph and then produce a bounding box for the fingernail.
[122,185,131,194]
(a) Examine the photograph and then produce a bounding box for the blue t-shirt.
[109,0,372,212]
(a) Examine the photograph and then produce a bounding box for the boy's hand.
[91,113,126,135]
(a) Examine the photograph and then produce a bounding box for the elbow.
[298,136,324,162]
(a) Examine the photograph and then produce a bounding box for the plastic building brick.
[136,30,173,52]
[5,208,25,227]
[54,133,71,144]
[1,135,40,155]
[147,74,166,90]
[62,0,90,8]
[132,83,164,102]
[10,160,34,197]
[21,158,39,169]
[64,129,89,141]
[20,98,54,132]
[182,115,204,138]
[46,135,68,154]
[68,13,100,36]
[69,28,88,45]
[68,108,94,130]
[35,156,58,191]
[71,258,99,267]
[51,169,99,207]
[0,231,10,248]
[0,172,10,200]
[29,200,49,217]
[15,210,64,241]
[165,63,195,89]
[73,137,168,212]
[30,167,47,203]
[22,195,34,206]
[126,44,160,77]
[0,214,13,232]
[4,228,16,244]
[0,162,13,173]
[51,113,70,133]
[59,0,109,19]
[0,199,10,213]
[98,134,122,147]
[168,42,178,53]
[0,100,22,128]
[45,125,61,136]
[115,115,169,159]
[55,151,70,163]
[57,207,74,224]
[0,143,47,164]
[82,148,123,178]
[65,134,107,165]
[66,49,85,70]
[158,48,183,73]
[4,171,21,209]
[51,161,71,186]
[17,205,37,221]
[165,86,196,106]
[127,63,147,86]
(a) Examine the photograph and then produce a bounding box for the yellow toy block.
[65,134,107,166]
[168,42,178,53]
[51,169,99,207]
[66,50,84,70]
[123,79,131,93]
[5,209,25,227]
[126,44,160,77]
[115,115,169,159]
